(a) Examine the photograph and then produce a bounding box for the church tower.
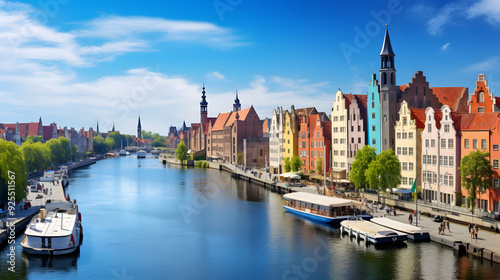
[137,115,142,139]
[200,84,208,123]
[379,28,398,151]
[233,90,241,112]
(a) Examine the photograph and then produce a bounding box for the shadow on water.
[22,248,80,270]
[236,181,266,202]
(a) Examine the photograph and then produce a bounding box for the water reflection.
[22,249,79,270]
[236,181,265,202]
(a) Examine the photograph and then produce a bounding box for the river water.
[1,155,499,279]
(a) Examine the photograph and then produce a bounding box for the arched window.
[479,91,485,103]
[382,73,387,85]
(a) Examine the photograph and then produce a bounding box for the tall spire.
[112,123,115,132]
[380,28,395,57]
[137,115,142,139]
[233,90,241,112]
[96,121,99,135]
[200,83,208,123]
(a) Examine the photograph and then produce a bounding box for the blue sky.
[0,0,500,135]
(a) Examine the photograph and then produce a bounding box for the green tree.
[142,130,153,140]
[105,137,116,151]
[349,145,377,190]
[316,157,323,175]
[175,141,189,164]
[237,153,243,165]
[46,138,65,165]
[284,157,291,172]
[93,135,108,154]
[108,131,122,150]
[71,145,80,161]
[365,149,401,193]
[459,150,494,213]
[0,140,28,204]
[20,140,51,172]
[291,155,302,172]
[27,135,44,143]
[58,137,71,162]
[153,136,167,147]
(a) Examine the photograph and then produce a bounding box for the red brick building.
[298,112,331,175]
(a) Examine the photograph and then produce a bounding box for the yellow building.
[394,101,425,189]
[282,107,298,165]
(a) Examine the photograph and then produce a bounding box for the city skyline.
[0,0,499,135]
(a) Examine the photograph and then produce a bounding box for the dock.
[340,220,408,244]
[371,217,430,241]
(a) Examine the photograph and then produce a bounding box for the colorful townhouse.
[298,112,331,175]
[282,106,298,164]
[469,74,500,113]
[394,101,426,189]
[421,105,473,205]
[347,94,367,172]
[367,74,382,153]
[269,107,284,174]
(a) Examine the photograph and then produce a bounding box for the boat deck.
[25,209,77,237]
[371,217,430,240]
[340,220,408,244]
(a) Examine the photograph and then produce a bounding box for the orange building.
[460,112,500,215]
[298,113,331,175]
[469,74,500,114]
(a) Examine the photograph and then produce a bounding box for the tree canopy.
[316,157,323,175]
[291,155,302,172]
[284,157,291,173]
[20,140,51,172]
[27,135,44,143]
[0,140,28,204]
[175,141,189,164]
[365,149,401,192]
[459,150,494,213]
[46,138,66,165]
[349,145,377,189]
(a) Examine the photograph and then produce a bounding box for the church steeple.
[137,115,142,139]
[96,121,100,136]
[200,83,208,123]
[380,28,396,87]
[233,90,241,112]
[112,123,115,132]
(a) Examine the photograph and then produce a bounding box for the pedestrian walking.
[468,223,472,234]
[408,213,413,225]
[474,225,479,240]
[446,220,451,233]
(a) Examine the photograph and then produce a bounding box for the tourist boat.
[21,201,83,255]
[283,192,372,226]
[119,150,127,156]
[370,217,430,241]
[137,150,146,158]
[340,220,408,244]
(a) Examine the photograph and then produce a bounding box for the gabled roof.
[409,108,426,129]
[451,113,474,131]
[202,122,210,135]
[399,84,409,92]
[295,107,317,116]
[344,94,356,109]
[431,87,468,113]
[356,94,368,110]
[2,122,40,136]
[212,112,231,131]
[225,107,252,127]
[464,112,500,131]
[262,118,269,133]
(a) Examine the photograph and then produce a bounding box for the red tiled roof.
[225,107,252,127]
[296,107,317,116]
[344,94,355,108]
[144,139,152,143]
[431,87,468,113]
[399,84,410,92]
[409,108,426,129]
[433,111,443,130]
[191,123,200,130]
[3,122,40,137]
[212,112,231,131]
[202,122,210,135]
[262,119,269,133]
[451,113,475,131]
[84,131,90,138]
[464,112,500,131]
[356,94,368,110]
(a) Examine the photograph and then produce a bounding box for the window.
[443,156,448,166]
[439,156,443,166]
[334,150,338,155]
[409,177,414,185]
[353,114,356,121]
[431,140,435,148]
[317,132,320,137]
[444,125,449,132]
[449,156,454,167]
[473,139,478,149]
[372,139,376,145]
[340,127,345,132]
[478,107,485,113]
[448,139,454,149]
[358,126,361,131]
[409,147,413,155]
[428,124,431,133]
[397,133,401,139]
[288,140,290,144]
[403,147,408,155]
[409,132,413,139]
[425,139,429,148]
[334,127,338,133]
[443,174,448,186]
[358,138,361,144]
[333,139,338,144]
[351,138,354,143]
[449,175,453,186]
[441,139,446,149]
[482,139,487,150]
[494,159,499,169]
[494,144,499,151]
[409,162,414,171]
[402,162,408,171]
[340,116,344,121]
[465,139,469,149]
[351,126,354,132]
[340,150,345,156]
[397,147,401,155]
[372,102,375,109]
[403,133,407,139]
[403,117,407,125]
[494,179,499,190]
[479,91,485,103]
[432,155,437,165]
[372,125,376,132]
[302,132,306,139]
[372,113,375,119]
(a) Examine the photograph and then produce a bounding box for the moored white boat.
[119,150,127,156]
[340,220,408,244]
[137,150,146,158]
[21,201,82,255]
[283,192,372,226]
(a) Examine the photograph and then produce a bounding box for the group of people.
[438,220,451,235]
[469,224,480,240]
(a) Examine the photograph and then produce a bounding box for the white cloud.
[462,56,500,73]
[441,42,451,51]
[206,71,226,80]
[468,0,500,24]
[427,5,458,36]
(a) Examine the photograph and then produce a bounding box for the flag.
[411,179,417,193]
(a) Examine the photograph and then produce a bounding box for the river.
[1,155,499,279]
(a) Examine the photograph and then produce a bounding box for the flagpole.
[415,181,418,227]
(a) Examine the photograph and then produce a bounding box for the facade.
[207,112,231,160]
[298,112,331,175]
[367,74,382,153]
[331,90,350,178]
[460,112,500,214]
[469,74,499,114]
[282,107,298,164]
[243,137,269,168]
[394,101,425,189]
[269,107,284,174]
[347,94,367,172]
